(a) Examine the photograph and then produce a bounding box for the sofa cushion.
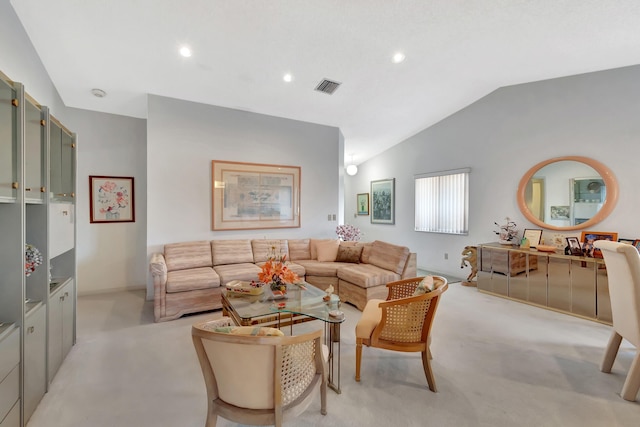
[317,239,340,262]
[310,239,339,260]
[335,244,363,263]
[288,239,311,261]
[252,239,289,263]
[166,267,220,293]
[367,240,410,275]
[214,263,262,285]
[212,240,254,266]
[337,264,401,288]
[359,242,373,263]
[164,241,212,272]
[295,260,352,277]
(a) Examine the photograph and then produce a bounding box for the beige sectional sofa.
[149,238,416,322]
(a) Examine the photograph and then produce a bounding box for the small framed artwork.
[371,178,395,224]
[357,193,369,215]
[89,176,135,223]
[523,229,543,247]
[580,231,618,258]
[566,237,582,256]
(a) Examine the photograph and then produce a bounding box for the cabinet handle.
[12,182,19,189]
[11,98,18,107]
[64,292,69,298]
[40,119,46,126]
[60,296,64,302]
[40,186,46,192]
[25,188,32,191]
[28,326,34,334]
[71,192,75,198]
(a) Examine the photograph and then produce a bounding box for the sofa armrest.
[400,252,417,279]
[150,252,168,322]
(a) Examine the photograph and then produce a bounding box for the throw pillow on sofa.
[316,239,340,262]
[310,238,339,259]
[413,276,435,295]
[335,244,363,263]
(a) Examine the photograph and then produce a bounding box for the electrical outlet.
[444,253,448,260]
[332,214,336,221]
[328,214,331,221]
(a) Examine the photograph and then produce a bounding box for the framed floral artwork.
[89,176,135,223]
[357,193,369,215]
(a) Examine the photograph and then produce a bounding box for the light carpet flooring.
[27,283,639,426]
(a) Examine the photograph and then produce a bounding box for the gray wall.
[345,65,640,278]
[146,95,342,297]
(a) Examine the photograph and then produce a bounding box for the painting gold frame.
[211,160,300,231]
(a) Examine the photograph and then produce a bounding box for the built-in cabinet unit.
[478,243,611,324]
[0,70,77,426]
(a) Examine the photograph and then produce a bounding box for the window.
[415,168,470,235]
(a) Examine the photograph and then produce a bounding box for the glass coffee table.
[221,282,345,393]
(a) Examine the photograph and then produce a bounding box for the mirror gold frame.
[517,156,618,231]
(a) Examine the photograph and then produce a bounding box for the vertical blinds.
[415,168,470,235]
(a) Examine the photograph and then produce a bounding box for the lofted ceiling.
[10,0,640,167]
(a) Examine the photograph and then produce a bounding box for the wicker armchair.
[192,319,327,427]
[355,276,448,391]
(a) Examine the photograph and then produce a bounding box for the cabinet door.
[49,120,62,200]
[60,129,75,201]
[0,78,17,202]
[48,291,63,383]
[24,99,44,204]
[61,281,75,358]
[24,304,47,423]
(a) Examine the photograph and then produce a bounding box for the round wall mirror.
[517,156,618,231]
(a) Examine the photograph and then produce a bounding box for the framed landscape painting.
[89,176,135,223]
[371,178,395,224]
[211,160,300,231]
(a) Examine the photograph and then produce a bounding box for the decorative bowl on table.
[225,280,265,295]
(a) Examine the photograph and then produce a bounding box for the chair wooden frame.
[192,322,327,427]
[593,240,640,401]
[355,276,448,391]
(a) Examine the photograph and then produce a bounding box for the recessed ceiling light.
[283,73,293,82]
[179,46,192,58]
[91,88,106,98]
[392,52,406,63]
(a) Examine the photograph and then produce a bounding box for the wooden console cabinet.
[478,242,611,324]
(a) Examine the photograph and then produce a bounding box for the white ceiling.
[10,0,640,166]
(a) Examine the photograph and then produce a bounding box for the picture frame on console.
[580,231,618,258]
[371,178,395,224]
[566,237,583,256]
[211,160,301,231]
[89,175,135,223]
[523,228,543,247]
[357,193,369,215]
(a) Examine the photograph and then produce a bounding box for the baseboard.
[77,284,147,297]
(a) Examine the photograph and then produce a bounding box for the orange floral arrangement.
[258,246,300,292]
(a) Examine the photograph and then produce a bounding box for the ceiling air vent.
[315,78,341,95]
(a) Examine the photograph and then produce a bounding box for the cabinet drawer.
[0,365,19,422]
[0,328,19,383]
